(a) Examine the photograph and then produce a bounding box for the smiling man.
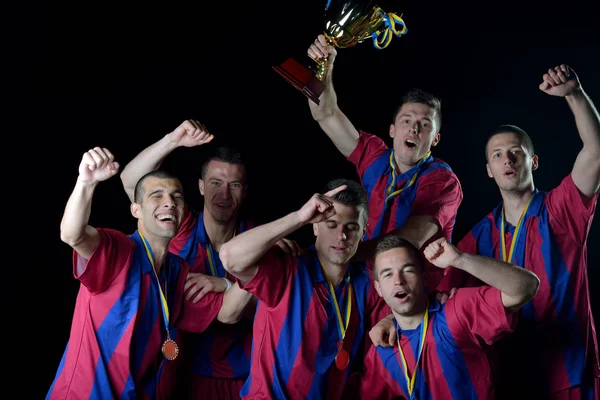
[306,34,463,291]
[120,121,261,399]
[47,149,220,399]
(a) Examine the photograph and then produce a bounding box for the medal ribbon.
[397,306,429,398]
[205,230,236,277]
[138,230,170,331]
[500,195,533,264]
[372,7,408,50]
[319,259,352,340]
[385,151,431,203]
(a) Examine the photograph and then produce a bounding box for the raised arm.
[60,147,120,260]
[307,35,360,157]
[540,65,600,197]
[120,120,214,201]
[220,184,347,284]
[424,238,540,312]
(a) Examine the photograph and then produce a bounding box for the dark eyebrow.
[148,188,165,196]
[399,113,432,122]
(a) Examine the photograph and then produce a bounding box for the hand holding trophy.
[273,0,407,105]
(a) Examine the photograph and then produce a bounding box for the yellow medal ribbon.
[386,151,431,202]
[372,7,408,50]
[319,258,352,340]
[500,195,533,264]
[397,306,429,397]
[206,230,236,277]
[139,230,170,322]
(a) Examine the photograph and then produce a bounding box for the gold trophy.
[273,0,407,104]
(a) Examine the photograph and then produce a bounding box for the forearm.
[220,211,304,276]
[120,134,179,201]
[454,253,539,309]
[216,284,255,324]
[567,89,600,153]
[60,179,100,258]
[308,68,359,157]
[309,66,338,121]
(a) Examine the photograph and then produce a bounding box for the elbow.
[515,272,541,306]
[60,227,84,248]
[219,243,239,276]
[524,273,541,303]
[310,103,337,122]
[217,311,243,325]
[119,172,135,198]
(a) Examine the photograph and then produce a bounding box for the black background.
[14,0,600,396]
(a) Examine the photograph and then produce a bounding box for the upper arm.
[572,141,600,198]
[315,108,360,157]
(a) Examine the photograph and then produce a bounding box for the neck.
[394,296,428,330]
[320,258,349,287]
[394,154,415,175]
[139,228,169,274]
[500,186,535,226]
[394,151,429,175]
[204,211,237,252]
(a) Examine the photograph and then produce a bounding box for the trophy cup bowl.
[273,0,407,104]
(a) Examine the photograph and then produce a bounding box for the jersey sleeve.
[238,247,295,308]
[545,173,598,245]
[168,208,196,255]
[347,130,390,179]
[75,228,134,294]
[444,286,517,348]
[410,168,463,233]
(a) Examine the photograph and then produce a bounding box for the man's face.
[390,102,440,171]
[132,176,185,240]
[313,202,367,266]
[200,160,247,223]
[374,247,426,317]
[486,132,538,193]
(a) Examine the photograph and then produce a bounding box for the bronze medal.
[335,348,350,370]
[162,338,179,361]
[335,341,350,370]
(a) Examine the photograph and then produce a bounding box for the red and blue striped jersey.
[360,287,515,400]
[46,229,217,400]
[439,174,599,396]
[238,246,390,400]
[165,210,253,380]
[348,131,463,290]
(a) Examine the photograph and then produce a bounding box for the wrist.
[164,133,181,150]
[223,277,233,293]
[453,251,468,271]
[565,88,586,102]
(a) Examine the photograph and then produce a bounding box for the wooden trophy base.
[273,58,325,105]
